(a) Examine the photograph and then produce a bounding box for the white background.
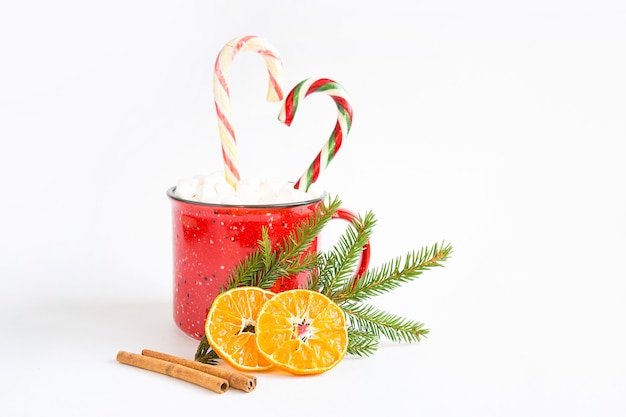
[1,1,625,416]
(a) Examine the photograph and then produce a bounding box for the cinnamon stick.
[116,351,229,394]
[141,349,257,393]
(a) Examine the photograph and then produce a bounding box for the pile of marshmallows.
[175,172,326,206]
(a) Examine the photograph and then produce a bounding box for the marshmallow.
[213,181,236,200]
[197,182,218,203]
[174,172,326,205]
[175,178,200,200]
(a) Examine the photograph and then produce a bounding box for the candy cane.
[213,35,285,188]
[279,78,353,191]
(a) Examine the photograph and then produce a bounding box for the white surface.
[1,1,625,416]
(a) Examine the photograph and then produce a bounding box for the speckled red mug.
[167,187,370,340]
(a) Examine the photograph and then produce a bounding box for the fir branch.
[223,249,266,290]
[341,301,430,344]
[196,194,452,361]
[255,248,319,290]
[194,335,219,365]
[274,195,341,266]
[346,328,380,357]
[319,211,376,298]
[333,241,453,304]
[281,196,342,258]
[223,195,342,291]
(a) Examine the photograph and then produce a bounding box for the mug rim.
[166,186,328,208]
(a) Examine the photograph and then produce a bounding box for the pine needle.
[195,194,452,361]
[222,195,342,292]
[333,241,453,303]
[346,328,380,357]
[341,301,430,344]
[194,335,219,365]
[319,211,376,298]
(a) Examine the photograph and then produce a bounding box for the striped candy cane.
[213,35,284,188]
[279,78,353,191]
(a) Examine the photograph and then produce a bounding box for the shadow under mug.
[167,187,371,340]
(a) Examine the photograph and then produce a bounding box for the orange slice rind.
[255,289,348,375]
[204,286,275,371]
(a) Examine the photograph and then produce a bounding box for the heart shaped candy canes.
[213,36,285,188]
[279,78,353,192]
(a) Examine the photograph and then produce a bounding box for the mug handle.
[332,208,371,286]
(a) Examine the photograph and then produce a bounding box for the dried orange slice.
[255,289,348,375]
[205,287,275,371]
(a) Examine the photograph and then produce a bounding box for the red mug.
[167,187,371,340]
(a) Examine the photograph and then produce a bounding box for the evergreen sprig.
[222,196,342,291]
[195,337,219,365]
[334,241,453,304]
[195,195,452,362]
[314,210,376,298]
[196,196,342,363]
[341,300,429,344]
[346,328,379,357]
